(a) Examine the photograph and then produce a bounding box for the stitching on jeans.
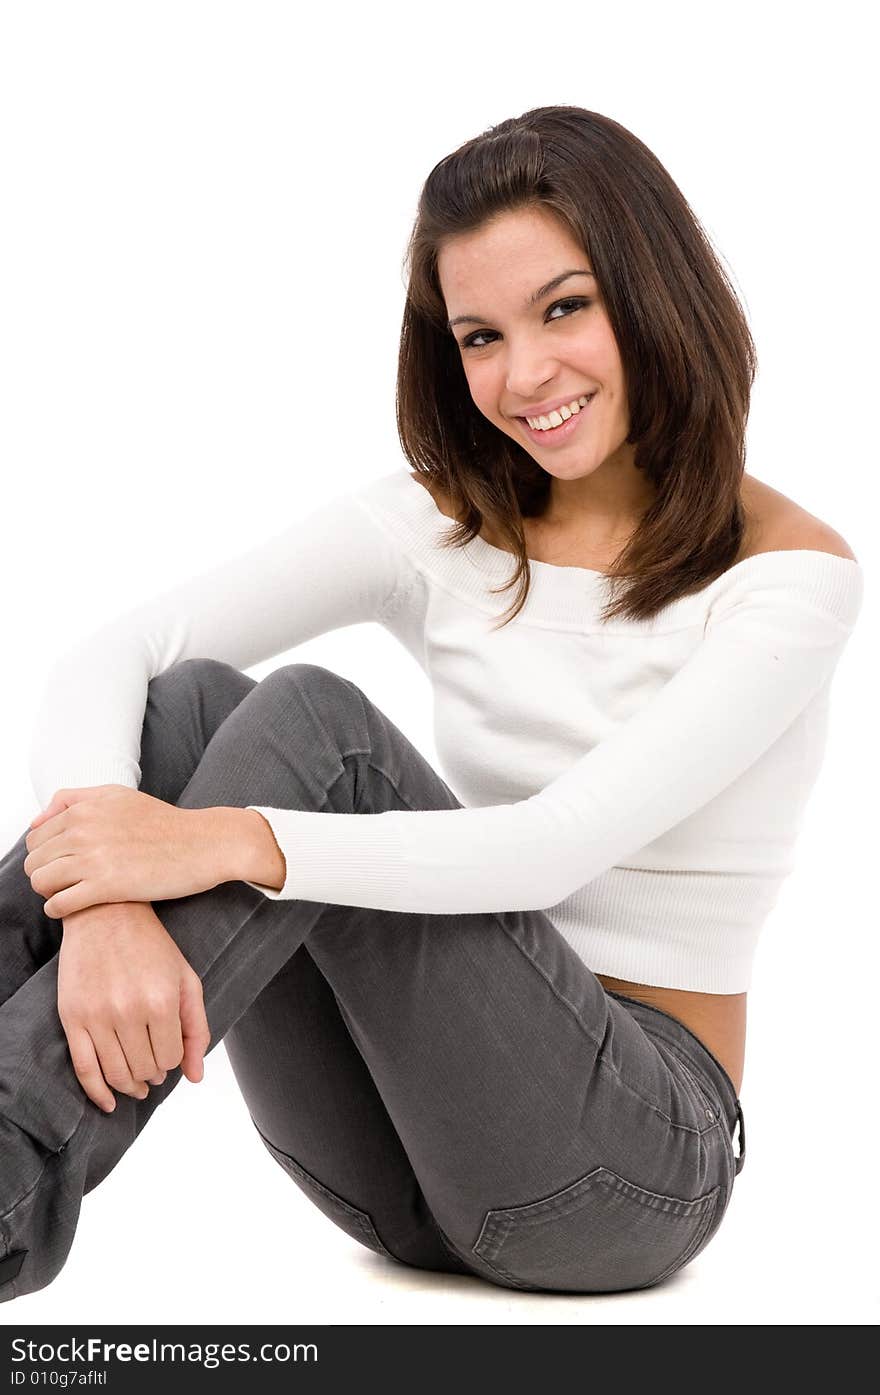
[434,1224,480,1276]
[657,1041,731,1137]
[1,1172,41,1224]
[0,1110,83,1224]
[624,1001,740,1104]
[252,1121,397,1260]
[641,1186,721,1287]
[0,1130,73,1227]
[469,1240,535,1291]
[655,1034,726,1102]
[470,1186,722,1293]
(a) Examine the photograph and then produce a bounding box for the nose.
[504,343,560,405]
[506,368,556,405]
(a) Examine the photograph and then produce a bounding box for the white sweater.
[28,468,865,993]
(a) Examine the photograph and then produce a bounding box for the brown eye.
[460,297,591,351]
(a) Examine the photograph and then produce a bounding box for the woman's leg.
[1,661,739,1301]
[0,658,463,1287]
[222,943,469,1274]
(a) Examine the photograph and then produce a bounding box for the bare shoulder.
[740,474,858,563]
[774,513,859,562]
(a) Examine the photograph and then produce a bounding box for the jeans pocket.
[255,1126,397,1262]
[668,1051,742,1181]
[0,1083,85,1182]
[471,1166,722,1293]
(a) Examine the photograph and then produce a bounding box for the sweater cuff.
[241,804,413,907]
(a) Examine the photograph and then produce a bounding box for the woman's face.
[437,205,634,491]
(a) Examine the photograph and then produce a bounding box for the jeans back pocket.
[472,1166,721,1293]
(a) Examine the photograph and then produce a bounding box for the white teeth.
[526,394,593,431]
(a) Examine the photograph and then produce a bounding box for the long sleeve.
[244,553,864,914]
[28,487,412,806]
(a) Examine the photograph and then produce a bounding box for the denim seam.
[434,1224,482,1277]
[643,1187,721,1287]
[625,1002,740,1106]
[655,1041,732,1139]
[470,1179,722,1293]
[252,1119,398,1261]
[1,1169,43,1227]
[0,1104,85,1226]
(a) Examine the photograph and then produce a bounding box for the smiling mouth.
[515,393,597,443]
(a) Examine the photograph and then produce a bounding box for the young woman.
[1,105,862,1301]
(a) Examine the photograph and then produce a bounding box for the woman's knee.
[258,662,359,706]
[139,659,257,800]
[147,657,251,707]
[254,664,369,742]
[145,658,256,743]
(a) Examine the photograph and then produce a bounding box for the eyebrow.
[446,269,596,331]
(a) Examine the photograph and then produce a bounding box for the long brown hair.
[396,105,757,626]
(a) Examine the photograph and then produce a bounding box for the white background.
[1,0,877,1327]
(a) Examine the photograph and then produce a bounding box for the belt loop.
[733,1099,746,1175]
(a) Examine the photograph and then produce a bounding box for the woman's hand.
[23,784,224,918]
[58,902,211,1112]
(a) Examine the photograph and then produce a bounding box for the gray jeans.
[0,659,745,1301]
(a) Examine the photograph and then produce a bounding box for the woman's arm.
[28,482,413,810]
[237,551,865,915]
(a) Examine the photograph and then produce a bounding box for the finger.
[90,1025,149,1101]
[44,888,84,920]
[24,811,67,853]
[63,1022,117,1113]
[25,849,83,917]
[147,1001,185,1075]
[178,973,211,1084]
[24,832,71,874]
[113,1026,159,1093]
[44,881,100,920]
